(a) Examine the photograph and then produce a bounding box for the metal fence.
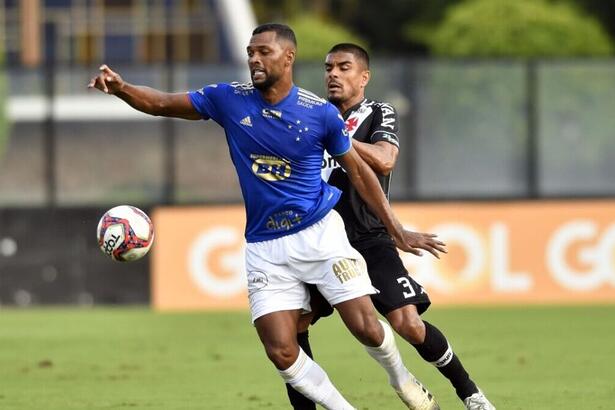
[1,60,614,207]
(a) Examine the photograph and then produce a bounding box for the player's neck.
[337,94,365,115]
[259,78,294,105]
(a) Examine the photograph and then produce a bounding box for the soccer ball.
[96,205,154,262]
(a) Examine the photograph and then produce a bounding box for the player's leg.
[254,310,354,409]
[334,295,409,381]
[293,211,438,409]
[388,306,495,409]
[246,239,355,410]
[334,296,439,410]
[284,329,317,410]
[388,306,478,397]
[285,286,334,410]
[364,242,495,409]
[284,312,316,410]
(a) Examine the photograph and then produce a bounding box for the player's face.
[247,32,292,91]
[325,52,369,106]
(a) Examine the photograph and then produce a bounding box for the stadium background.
[0,1,614,409]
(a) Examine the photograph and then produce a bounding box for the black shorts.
[308,241,431,323]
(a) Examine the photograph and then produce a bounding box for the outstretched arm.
[335,147,446,258]
[87,64,201,120]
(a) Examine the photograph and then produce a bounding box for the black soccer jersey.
[321,98,400,249]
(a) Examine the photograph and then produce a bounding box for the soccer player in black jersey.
[285,44,496,410]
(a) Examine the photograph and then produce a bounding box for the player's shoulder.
[229,81,255,91]
[296,86,328,109]
[195,81,255,94]
[227,81,257,96]
[364,99,396,115]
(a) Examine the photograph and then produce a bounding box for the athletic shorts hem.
[326,287,378,307]
[375,296,431,316]
[251,303,311,324]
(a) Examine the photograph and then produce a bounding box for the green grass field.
[1,305,614,409]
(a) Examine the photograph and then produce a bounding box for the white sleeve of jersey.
[321,150,344,181]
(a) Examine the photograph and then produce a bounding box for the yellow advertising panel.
[151,201,615,310]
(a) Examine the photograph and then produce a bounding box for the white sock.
[278,348,355,410]
[364,319,412,388]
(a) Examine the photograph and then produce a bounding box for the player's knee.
[352,316,384,347]
[389,311,425,344]
[337,297,384,346]
[264,342,299,370]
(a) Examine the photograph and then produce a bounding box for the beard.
[252,70,280,91]
[326,89,346,106]
[327,93,343,105]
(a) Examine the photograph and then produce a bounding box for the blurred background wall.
[0,0,614,306]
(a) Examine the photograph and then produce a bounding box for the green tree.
[252,1,368,58]
[425,0,613,57]
[565,0,615,43]
[289,14,365,61]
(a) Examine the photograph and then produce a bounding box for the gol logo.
[252,158,291,181]
[103,233,122,255]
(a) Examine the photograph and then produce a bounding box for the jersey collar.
[255,85,298,107]
[341,98,367,119]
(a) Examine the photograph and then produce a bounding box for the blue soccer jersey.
[188,83,351,242]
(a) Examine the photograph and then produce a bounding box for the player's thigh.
[246,242,310,323]
[255,309,302,345]
[312,249,376,306]
[334,294,383,345]
[290,211,377,306]
[306,284,334,326]
[361,242,431,316]
[334,294,380,327]
[255,309,303,367]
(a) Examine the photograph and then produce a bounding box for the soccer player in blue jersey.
[88,23,444,410]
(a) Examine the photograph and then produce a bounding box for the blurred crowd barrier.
[0,208,150,306]
[1,60,614,207]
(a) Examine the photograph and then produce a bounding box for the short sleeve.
[188,83,229,122]
[370,103,399,148]
[323,103,352,156]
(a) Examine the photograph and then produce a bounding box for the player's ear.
[361,70,371,88]
[286,48,296,66]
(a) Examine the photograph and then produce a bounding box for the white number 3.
[396,276,416,299]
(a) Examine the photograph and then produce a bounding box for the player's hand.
[393,230,447,258]
[87,64,124,94]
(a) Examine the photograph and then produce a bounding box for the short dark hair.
[252,23,297,47]
[328,43,370,68]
